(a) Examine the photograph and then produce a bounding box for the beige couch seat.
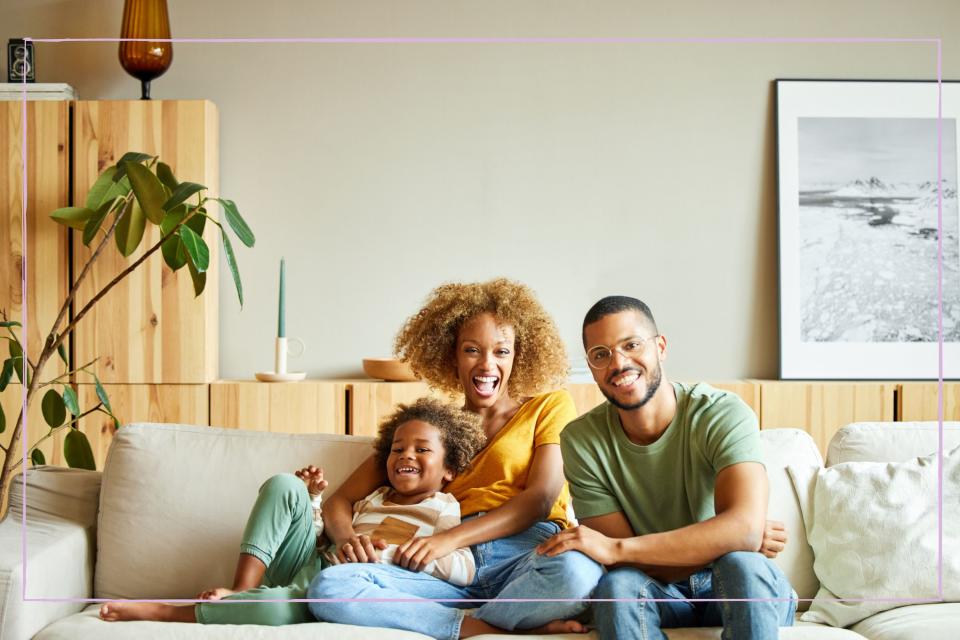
[1,422,957,640]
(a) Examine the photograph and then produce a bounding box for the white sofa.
[1,421,957,640]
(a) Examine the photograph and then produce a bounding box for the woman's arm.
[321,454,389,562]
[394,443,565,571]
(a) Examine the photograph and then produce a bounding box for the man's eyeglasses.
[585,335,659,369]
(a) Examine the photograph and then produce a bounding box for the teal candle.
[278,258,286,338]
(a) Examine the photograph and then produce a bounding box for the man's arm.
[540,462,768,575]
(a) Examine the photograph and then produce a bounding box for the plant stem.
[37,357,99,387]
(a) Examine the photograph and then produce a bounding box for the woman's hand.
[294,465,328,496]
[760,520,788,558]
[394,532,459,572]
[335,534,388,564]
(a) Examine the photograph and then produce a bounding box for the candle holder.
[255,337,306,382]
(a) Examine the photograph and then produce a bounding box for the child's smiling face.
[386,420,453,504]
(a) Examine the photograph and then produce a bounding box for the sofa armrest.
[0,467,101,640]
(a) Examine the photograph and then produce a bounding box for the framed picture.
[776,79,960,379]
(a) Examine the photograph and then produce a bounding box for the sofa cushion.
[761,428,824,611]
[34,608,868,639]
[788,445,960,628]
[826,422,960,466]
[96,424,375,600]
[849,602,960,640]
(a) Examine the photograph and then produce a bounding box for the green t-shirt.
[561,382,762,536]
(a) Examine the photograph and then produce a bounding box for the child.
[99,397,485,626]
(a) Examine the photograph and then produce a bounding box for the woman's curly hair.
[374,398,486,475]
[394,278,569,397]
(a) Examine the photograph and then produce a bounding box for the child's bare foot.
[294,465,328,496]
[99,601,195,623]
[528,619,589,634]
[196,587,235,600]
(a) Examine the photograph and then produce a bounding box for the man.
[538,296,795,639]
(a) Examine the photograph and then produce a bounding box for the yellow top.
[445,389,577,527]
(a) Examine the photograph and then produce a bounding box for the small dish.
[255,371,307,382]
[362,358,418,382]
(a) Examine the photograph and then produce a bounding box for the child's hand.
[295,465,328,496]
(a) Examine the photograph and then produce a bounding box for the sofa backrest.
[95,424,375,600]
[759,428,822,609]
[95,423,823,603]
[826,421,960,465]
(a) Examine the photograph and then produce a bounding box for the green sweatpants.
[195,473,326,625]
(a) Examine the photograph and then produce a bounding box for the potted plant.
[0,152,254,507]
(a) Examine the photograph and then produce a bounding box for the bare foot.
[196,587,235,600]
[459,616,587,638]
[99,601,195,623]
[528,619,589,634]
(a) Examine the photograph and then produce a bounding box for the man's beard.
[601,363,662,411]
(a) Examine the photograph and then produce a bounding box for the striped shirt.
[322,487,476,586]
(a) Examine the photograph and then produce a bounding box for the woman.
[308,278,604,639]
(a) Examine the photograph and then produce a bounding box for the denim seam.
[638,581,650,640]
[449,609,465,640]
[713,567,731,640]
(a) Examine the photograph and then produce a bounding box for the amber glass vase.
[118,0,172,100]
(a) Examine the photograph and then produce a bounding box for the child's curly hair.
[394,278,568,397]
[374,398,486,475]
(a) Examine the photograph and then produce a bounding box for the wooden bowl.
[362,358,418,382]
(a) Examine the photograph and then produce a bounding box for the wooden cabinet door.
[72,101,219,383]
[70,383,209,469]
[1,101,69,376]
[210,381,347,435]
[898,383,960,421]
[759,382,896,456]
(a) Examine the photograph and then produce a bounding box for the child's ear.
[443,468,454,483]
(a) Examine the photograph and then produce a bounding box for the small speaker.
[8,39,36,83]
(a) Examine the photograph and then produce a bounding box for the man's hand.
[295,465,329,496]
[760,520,787,558]
[335,534,388,563]
[394,532,459,572]
[536,525,621,566]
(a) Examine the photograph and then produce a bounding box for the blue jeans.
[307,520,603,640]
[593,551,797,640]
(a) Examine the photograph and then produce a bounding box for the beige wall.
[4,1,957,379]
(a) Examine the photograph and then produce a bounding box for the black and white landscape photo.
[798,117,960,343]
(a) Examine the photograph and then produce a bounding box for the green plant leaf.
[0,321,21,327]
[115,197,147,257]
[0,358,12,392]
[162,182,206,212]
[82,196,120,246]
[179,225,210,272]
[56,335,68,366]
[125,161,166,224]
[216,198,255,247]
[160,207,189,271]
[156,161,178,192]
[85,166,118,209]
[112,152,153,182]
[8,340,23,384]
[62,385,80,416]
[220,229,243,307]
[31,448,45,466]
[113,415,121,431]
[94,375,111,413]
[64,429,96,470]
[41,389,66,427]
[0,402,4,434]
[185,253,207,297]
[50,206,96,230]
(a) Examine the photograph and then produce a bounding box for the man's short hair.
[582,296,658,345]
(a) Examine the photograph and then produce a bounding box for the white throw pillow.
[787,445,960,628]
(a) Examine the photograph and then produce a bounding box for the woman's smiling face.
[455,312,517,411]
